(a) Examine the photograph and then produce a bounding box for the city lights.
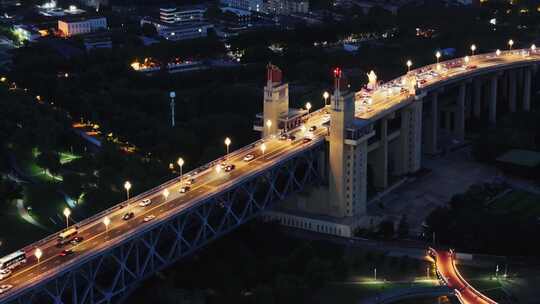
[124,181,131,200]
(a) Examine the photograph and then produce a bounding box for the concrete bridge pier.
[524,67,532,111]
[473,78,482,118]
[488,74,498,125]
[455,82,466,142]
[424,92,439,155]
[370,119,388,189]
[509,70,517,112]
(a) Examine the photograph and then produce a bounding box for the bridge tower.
[261,64,289,137]
[328,68,372,218]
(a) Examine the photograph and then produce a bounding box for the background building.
[159,5,206,24]
[266,0,309,15]
[140,18,213,41]
[58,16,107,37]
[220,0,264,13]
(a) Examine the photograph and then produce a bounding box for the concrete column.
[372,119,388,189]
[489,75,498,125]
[509,70,517,112]
[473,78,482,118]
[444,110,451,131]
[455,83,466,141]
[425,92,438,154]
[524,68,531,111]
[399,100,423,174]
[501,72,508,101]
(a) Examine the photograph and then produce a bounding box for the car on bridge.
[302,137,312,143]
[59,249,74,257]
[225,164,236,172]
[279,134,288,141]
[0,284,12,294]
[243,154,254,162]
[70,236,84,245]
[143,215,156,222]
[287,135,296,141]
[122,212,135,221]
[139,199,152,207]
[309,126,317,132]
[0,269,11,281]
[180,186,190,193]
[185,178,196,185]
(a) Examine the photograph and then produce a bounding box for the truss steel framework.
[3,142,325,304]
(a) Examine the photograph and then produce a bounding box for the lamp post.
[169,91,176,128]
[260,143,267,157]
[374,268,377,281]
[266,119,272,136]
[163,188,170,200]
[508,39,514,50]
[177,157,184,180]
[323,91,329,105]
[470,44,476,56]
[224,137,231,158]
[124,181,131,200]
[406,60,412,73]
[464,56,470,66]
[63,208,71,229]
[35,248,42,264]
[305,102,312,114]
[103,216,110,234]
[531,44,537,53]
[435,51,441,63]
[496,49,501,56]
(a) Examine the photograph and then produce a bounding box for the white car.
[243,154,254,162]
[0,269,11,281]
[138,199,152,207]
[143,215,155,222]
[0,284,12,294]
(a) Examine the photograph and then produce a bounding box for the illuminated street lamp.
[470,44,476,56]
[435,51,441,63]
[35,248,42,264]
[124,181,131,200]
[63,208,71,229]
[224,137,231,157]
[0,77,6,82]
[163,188,170,200]
[266,119,272,135]
[177,157,184,180]
[496,49,501,56]
[464,56,470,66]
[406,60,412,73]
[531,44,537,52]
[374,268,377,281]
[323,91,330,105]
[260,143,267,156]
[103,216,110,233]
[508,39,514,50]
[305,102,312,114]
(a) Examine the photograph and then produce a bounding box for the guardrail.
[19,108,327,255]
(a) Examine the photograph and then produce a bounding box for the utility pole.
[169,91,176,128]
